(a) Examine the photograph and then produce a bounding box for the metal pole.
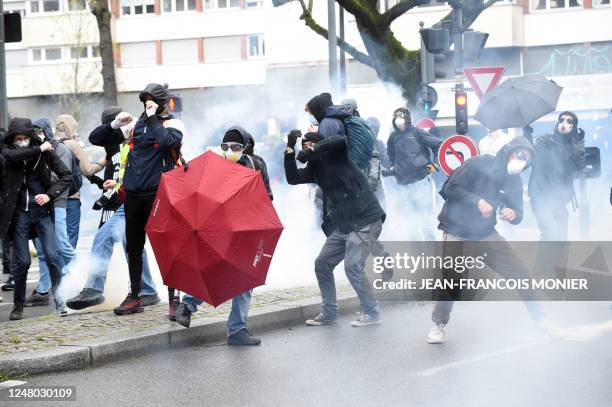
[452,1,463,86]
[327,0,338,94]
[339,6,346,94]
[0,5,8,130]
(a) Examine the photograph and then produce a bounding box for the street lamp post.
[327,0,339,93]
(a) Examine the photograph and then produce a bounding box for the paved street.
[2,301,611,407]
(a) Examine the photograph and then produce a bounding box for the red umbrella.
[145,151,284,307]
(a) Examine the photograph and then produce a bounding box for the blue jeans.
[84,205,156,296]
[314,219,382,320]
[34,207,76,294]
[183,290,253,336]
[11,210,63,307]
[66,198,81,248]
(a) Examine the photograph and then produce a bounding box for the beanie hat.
[101,106,122,125]
[223,129,246,145]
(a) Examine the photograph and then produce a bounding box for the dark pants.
[431,232,545,325]
[530,198,569,241]
[125,192,156,297]
[2,236,11,276]
[11,210,63,307]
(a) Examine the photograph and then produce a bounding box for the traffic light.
[455,90,468,135]
[167,94,182,114]
[420,27,448,85]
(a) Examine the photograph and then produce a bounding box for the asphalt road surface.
[2,301,611,407]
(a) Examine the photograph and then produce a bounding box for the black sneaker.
[140,293,161,307]
[227,328,261,346]
[66,288,105,310]
[1,277,15,291]
[174,303,192,328]
[9,303,24,320]
[24,290,50,307]
[113,294,143,315]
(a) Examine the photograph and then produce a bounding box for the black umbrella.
[474,75,563,130]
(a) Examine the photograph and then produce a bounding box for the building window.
[204,36,241,62]
[67,0,86,11]
[204,0,240,9]
[246,0,263,7]
[120,0,155,16]
[28,0,89,14]
[31,47,63,62]
[162,39,198,64]
[532,0,583,10]
[120,42,157,66]
[162,0,196,12]
[247,34,265,58]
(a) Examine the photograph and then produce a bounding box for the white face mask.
[507,158,527,175]
[308,115,319,126]
[14,139,30,148]
[223,150,243,162]
[394,118,406,131]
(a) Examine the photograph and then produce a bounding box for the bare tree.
[291,0,498,103]
[88,0,118,106]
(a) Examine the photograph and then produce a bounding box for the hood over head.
[306,92,334,123]
[223,126,251,146]
[32,118,54,141]
[495,136,534,170]
[101,106,122,125]
[366,117,381,138]
[392,107,412,131]
[5,117,37,145]
[139,83,169,106]
[554,110,579,139]
[55,114,79,140]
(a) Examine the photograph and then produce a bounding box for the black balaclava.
[555,111,578,141]
[139,83,169,116]
[306,93,333,124]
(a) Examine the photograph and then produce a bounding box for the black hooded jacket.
[387,124,442,185]
[284,136,385,235]
[437,136,533,240]
[528,129,585,205]
[306,93,346,139]
[0,119,71,238]
[226,126,273,201]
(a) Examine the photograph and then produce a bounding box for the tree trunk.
[90,1,118,106]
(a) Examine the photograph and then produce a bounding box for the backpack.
[343,116,374,170]
[60,141,83,195]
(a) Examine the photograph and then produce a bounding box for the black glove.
[297,148,314,163]
[574,128,585,142]
[287,130,302,149]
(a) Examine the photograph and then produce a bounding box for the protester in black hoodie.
[387,107,442,240]
[285,131,386,327]
[115,83,184,316]
[528,111,585,241]
[0,118,71,320]
[428,136,550,345]
[305,92,347,139]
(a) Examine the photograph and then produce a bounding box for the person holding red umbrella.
[173,126,273,346]
[284,131,386,327]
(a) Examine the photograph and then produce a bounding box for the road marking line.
[413,338,550,377]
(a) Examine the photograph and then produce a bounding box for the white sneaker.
[427,324,446,344]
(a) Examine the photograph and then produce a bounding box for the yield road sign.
[464,66,505,99]
[438,135,479,175]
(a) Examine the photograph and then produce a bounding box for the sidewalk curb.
[0,294,359,377]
